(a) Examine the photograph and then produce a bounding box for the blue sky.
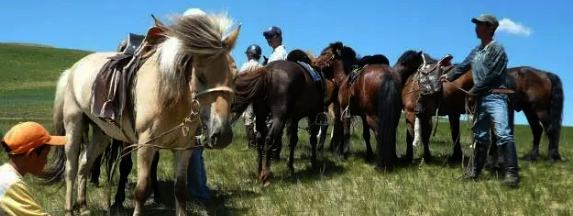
[1,0,571,126]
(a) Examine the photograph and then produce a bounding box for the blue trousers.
[187,146,210,201]
[472,93,514,147]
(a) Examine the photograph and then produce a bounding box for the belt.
[490,89,515,94]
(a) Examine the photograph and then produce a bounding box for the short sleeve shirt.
[0,163,50,216]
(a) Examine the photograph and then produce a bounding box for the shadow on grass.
[102,181,256,216]
[271,157,346,184]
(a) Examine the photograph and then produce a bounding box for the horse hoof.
[522,154,538,161]
[549,155,566,163]
[110,202,124,210]
[263,181,271,187]
[80,209,90,216]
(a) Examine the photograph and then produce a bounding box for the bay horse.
[42,12,241,216]
[396,50,564,165]
[313,41,403,170]
[231,49,337,186]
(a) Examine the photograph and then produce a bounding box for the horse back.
[345,64,395,114]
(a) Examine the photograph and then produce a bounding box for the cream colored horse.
[44,11,241,216]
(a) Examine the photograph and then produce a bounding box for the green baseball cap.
[471,14,499,28]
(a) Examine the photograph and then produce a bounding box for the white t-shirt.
[268,44,287,63]
[239,59,263,74]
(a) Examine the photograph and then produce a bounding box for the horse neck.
[332,60,347,86]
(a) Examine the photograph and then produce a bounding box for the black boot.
[499,142,520,188]
[464,143,488,180]
[245,125,256,148]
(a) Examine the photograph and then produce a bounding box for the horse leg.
[309,114,321,170]
[538,110,564,162]
[151,151,161,201]
[111,151,133,209]
[90,154,103,187]
[341,113,352,159]
[133,146,158,216]
[419,114,433,161]
[361,115,374,161]
[405,112,416,163]
[254,107,269,179]
[62,110,88,216]
[522,109,543,161]
[261,117,286,186]
[287,119,300,175]
[413,116,422,147]
[172,149,192,216]
[76,126,111,215]
[448,113,463,161]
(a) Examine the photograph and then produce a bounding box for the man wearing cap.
[439,14,519,188]
[263,26,287,65]
[239,44,264,150]
[0,122,68,215]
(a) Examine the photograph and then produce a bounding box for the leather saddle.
[414,54,455,114]
[90,14,168,124]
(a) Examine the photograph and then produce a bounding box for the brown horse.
[395,50,564,165]
[394,50,468,162]
[231,49,337,185]
[313,41,403,170]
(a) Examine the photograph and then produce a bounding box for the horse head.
[154,11,241,149]
[313,41,358,80]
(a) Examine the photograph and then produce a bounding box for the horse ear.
[151,14,164,27]
[417,51,423,56]
[143,26,166,46]
[223,24,241,51]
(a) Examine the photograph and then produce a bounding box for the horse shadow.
[271,156,346,184]
[103,180,255,215]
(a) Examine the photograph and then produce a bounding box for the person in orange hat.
[0,121,67,216]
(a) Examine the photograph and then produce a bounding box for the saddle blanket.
[297,61,322,83]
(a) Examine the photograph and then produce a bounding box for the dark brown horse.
[231,49,337,185]
[313,41,403,170]
[395,50,564,165]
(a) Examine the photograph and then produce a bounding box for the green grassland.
[1,44,572,215]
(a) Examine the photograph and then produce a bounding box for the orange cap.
[2,122,67,155]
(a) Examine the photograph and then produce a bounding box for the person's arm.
[0,181,50,216]
[446,47,477,82]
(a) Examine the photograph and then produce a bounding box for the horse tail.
[41,68,72,185]
[232,67,271,114]
[376,72,402,171]
[546,72,564,140]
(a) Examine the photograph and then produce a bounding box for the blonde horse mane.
[155,11,235,110]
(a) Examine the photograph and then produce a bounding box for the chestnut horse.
[313,41,402,170]
[396,50,564,165]
[231,49,337,185]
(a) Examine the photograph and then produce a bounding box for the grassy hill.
[1,44,572,215]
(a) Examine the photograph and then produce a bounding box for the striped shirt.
[447,41,509,96]
[0,163,50,216]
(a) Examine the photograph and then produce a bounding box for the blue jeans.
[472,93,514,147]
[187,146,210,201]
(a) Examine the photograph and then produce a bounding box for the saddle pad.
[297,61,322,83]
[348,66,364,86]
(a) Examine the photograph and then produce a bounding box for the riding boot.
[464,143,488,180]
[499,142,520,188]
[245,125,256,148]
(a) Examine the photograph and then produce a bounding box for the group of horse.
[36,10,564,216]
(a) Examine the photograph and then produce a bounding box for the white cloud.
[497,18,533,37]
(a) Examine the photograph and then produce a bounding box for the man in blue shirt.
[440,14,519,188]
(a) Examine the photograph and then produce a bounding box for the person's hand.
[439,74,448,82]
